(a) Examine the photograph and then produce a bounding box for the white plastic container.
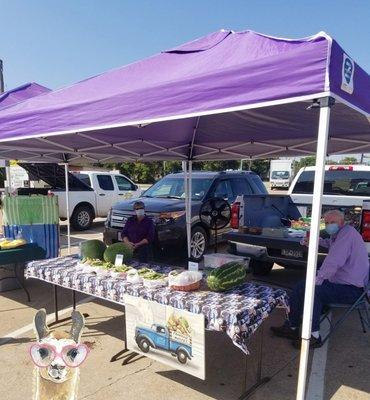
[203,253,249,269]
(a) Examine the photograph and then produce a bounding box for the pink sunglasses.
[29,343,89,368]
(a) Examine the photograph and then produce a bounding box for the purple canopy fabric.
[0,30,369,163]
[0,82,50,110]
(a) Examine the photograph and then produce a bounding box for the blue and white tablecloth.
[25,256,288,354]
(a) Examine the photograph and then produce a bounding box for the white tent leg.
[187,161,192,259]
[5,161,11,195]
[296,99,332,400]
[182,161,192,260]
[64,163,71,254]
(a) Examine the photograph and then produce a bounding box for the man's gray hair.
[133,200,145,209]
[323,209,345,220]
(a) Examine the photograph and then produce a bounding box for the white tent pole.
[187,161,192,259]
[5,160,11,195]
[182,160,192,260]
[296,97,333,400]
[64,162,71,254]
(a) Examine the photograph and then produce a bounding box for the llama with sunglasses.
[30,309,89,400]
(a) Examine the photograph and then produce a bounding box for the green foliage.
[340,156,358,165]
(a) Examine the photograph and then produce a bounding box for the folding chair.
[321,280,370,345]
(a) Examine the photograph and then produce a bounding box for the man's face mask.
[135,209,145,217]
[325,223,340,236]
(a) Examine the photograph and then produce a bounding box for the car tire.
[177,349,188,364]
[71,205,94,231]
[250,259,274,276]
[190,226,208,261]
[138,338,151,353]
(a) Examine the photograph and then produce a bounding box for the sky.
[1,0,369,91]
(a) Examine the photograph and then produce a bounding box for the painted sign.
[124,294,205,379]
[341,53,354,94]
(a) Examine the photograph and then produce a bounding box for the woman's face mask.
[325,223,340,236]
[135,208,145,217]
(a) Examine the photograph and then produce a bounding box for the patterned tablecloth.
[25,256,289,354]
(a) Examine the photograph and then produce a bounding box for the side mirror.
[133,184,139,191]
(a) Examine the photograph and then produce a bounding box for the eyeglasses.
[29,343,89,368]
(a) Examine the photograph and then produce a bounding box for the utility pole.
[0,59,4,93]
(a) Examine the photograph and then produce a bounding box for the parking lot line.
[306,312,332,400]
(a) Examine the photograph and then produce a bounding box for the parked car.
[270,159,294,189]
[226,164,370,275]
[17,163,141,230]
[103,170,267,260]
[135,324,192,364]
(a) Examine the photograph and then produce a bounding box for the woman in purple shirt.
[122,201,155,262]
[271,209,369,347]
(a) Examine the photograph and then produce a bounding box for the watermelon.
[80,240,106,260]
[103,242,134,264]
[207,262,247,292]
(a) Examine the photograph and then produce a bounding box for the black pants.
[133,244,151,263]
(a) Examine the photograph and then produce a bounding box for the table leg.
[14,263,31,302]
[54,285,59,323]
[72,290,76,310]
[239,323,270,400]
[110,306,140,365]
[49,286,89,327]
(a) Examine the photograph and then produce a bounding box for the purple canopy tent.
[0,30,369,399]
[0,82,50,110]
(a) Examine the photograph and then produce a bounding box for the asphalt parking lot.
[0,219,369,400]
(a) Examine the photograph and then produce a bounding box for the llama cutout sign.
[30,309,89,400]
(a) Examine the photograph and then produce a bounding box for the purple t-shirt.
[317,224,369,288]
[122,216,155,244]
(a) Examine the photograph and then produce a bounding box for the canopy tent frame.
[1,29,369,400]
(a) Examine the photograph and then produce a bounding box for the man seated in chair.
[272,209,369,347]
[122,201,155,263]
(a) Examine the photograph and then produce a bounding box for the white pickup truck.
[226,164,370,275]
[17,164,141,230]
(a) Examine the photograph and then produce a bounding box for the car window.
[115,175,133,191]
[156,326,165,334]
[74,173,91,187]
[293,170,370,196]
[251,175,268,193]
[97,174,114,191]
[214,179,234,199]
[271,171,290,179]
[231,178,252,196]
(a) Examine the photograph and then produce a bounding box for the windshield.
[143,177,213,200]
[271,171,290,179]
[293,170,370,196]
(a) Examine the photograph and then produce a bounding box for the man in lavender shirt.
[272,209,369,347]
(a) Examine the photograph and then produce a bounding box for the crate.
[203,253,249,269]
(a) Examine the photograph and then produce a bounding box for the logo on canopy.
[341,54,354,94]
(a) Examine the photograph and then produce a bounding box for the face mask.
[135,209,145,217]
[325,223,340,236]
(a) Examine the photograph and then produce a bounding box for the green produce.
[113,265,132,273]
[207,262,247,292]
[103,242,133,264]
[81,240,106,261]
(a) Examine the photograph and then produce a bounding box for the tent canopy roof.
[0,30,369,163]
[0,82,50,110]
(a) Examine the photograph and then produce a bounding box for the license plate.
[281,249,303,258]
[117,232,122,241]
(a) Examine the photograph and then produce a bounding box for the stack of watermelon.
[207,262,247,292]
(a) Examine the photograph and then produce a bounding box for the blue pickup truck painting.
[135,324,192,364]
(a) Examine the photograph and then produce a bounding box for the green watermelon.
[80,240,106,260]
[103,242,134,264]
[207,261,247,292]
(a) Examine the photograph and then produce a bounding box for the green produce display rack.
[0,243,46,301]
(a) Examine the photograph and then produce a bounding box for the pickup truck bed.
[227,231,327,268]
